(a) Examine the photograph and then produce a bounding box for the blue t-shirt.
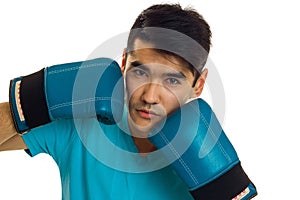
[22,113,193,200]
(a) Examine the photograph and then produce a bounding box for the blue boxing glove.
[149,98,257,200]
[9,57,124,133]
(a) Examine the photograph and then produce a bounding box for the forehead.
[126,39,193,77]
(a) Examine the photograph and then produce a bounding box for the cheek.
[162,88,193,113]
[160,90,182,113]
[167,87,192,103]
[125,78,143,104]
[125,73,143,96]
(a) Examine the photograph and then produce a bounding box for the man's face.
[123,39,203,136]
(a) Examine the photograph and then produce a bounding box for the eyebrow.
[163,72,187,79]
[130,61,150,72]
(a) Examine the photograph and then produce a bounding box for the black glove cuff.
[190,162,256,200]
[20,69,50,129]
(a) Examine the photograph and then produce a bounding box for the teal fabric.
[22,113,193,200]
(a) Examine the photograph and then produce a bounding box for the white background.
[0,0,299,199]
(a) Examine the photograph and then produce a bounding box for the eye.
[133,69,147,77]
[165,78,180,85]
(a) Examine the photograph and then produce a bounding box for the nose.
[141,83,161,104]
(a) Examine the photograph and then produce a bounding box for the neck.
[127,115,157,157]
[131,136,157,157]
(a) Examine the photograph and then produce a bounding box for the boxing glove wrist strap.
[190,162,255,199]
[9,69,50,133]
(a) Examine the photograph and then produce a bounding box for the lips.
[136,108,160,119]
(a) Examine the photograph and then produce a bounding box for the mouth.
[136,108,160,119]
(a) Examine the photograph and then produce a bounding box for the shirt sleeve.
[22,119,77,162]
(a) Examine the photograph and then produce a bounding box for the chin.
[129,119,158,137]
[134,121,155,132]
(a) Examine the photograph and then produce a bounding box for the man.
[0,4,256,199]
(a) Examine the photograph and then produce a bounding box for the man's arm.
[0,102,27,151]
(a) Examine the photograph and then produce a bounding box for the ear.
[121,49,127,75]
[191,68,208,98]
